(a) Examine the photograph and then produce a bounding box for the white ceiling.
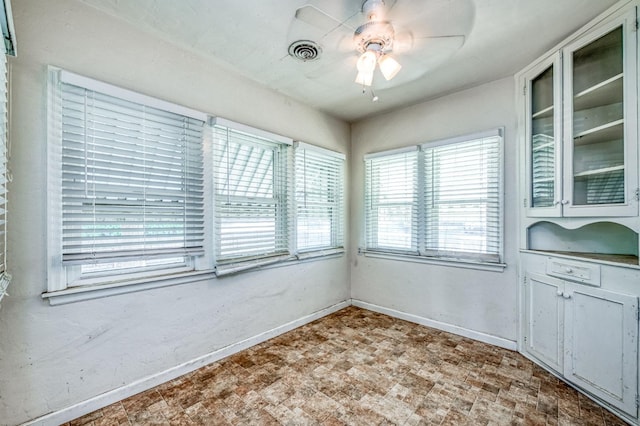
[79,0,619,122]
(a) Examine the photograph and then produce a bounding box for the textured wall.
[0,1,350,424]
[350,77,519,343]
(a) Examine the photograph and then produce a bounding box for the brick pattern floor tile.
[65,307,629,425]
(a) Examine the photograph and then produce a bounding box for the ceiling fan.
[287,0,474,91]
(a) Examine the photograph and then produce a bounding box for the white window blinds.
[363,130,503,264]
[531,134,555,207]
[58,74,206,265]
[212,120,293,266]
[422,132,502,262]
[295,142,345,253]
[0,34,9,302]
[364,147,419,254]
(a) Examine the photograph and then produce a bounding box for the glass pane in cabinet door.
[572,26,624,206]
[531,66,555,208]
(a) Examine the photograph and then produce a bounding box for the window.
[46,69,347,301]
[364,147,418,253]
[47,69,208,292]
[364,129,504,265]
[212,118,293,275]
[0,4,13,306]
[295,142,345,255]
[212,120,346,275]
[422,132,502,263]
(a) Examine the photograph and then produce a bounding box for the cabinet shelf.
[573,164,623,178]
[532,105,554,119]
[574,119,623,146]
[574,73,623,111]
[529,249,639,266]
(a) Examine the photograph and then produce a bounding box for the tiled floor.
[67,307,628,425]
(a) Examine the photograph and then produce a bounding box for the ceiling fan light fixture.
[357,50,378,74]
[378,54,402,80]
[355,70,374,86]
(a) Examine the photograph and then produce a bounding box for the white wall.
[350,77,519,344]
[0,0,524,423]
[0,1,351,424]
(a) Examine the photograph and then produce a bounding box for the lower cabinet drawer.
[545,257,601,286]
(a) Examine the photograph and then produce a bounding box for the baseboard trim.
[351,299,517,351]
[23,298,517,425]
[23,300,350,426]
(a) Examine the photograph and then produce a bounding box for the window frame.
[362,128,505,271]
[364,146,419,255]
[43,69,347,304]
[45,68,215,301]
[0,4,13,307]
[294,141,346,257]
[211,117,294,276]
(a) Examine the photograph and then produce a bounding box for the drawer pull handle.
[564,267,573,274]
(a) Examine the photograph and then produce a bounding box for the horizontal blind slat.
[424,135,501,260]
[60,80,205,264]
[295,144,344,253]
[213,124,291,262]
[365,150,418,253]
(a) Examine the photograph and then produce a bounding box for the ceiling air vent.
[288,40,322,61]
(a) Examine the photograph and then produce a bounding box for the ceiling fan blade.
[386,0,429,22]
[294,4,356,36]
[390,0,475,39]
[304,54,357,81]
[388,37,465,84]
[394,33,465,54]
[414,35,465,52]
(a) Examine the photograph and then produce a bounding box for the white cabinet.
[518,2,640,423]
[524,266,639,417]
[524,54,562,217]
[522,6,638,219]
[519,2,640,268]
[562,9,638,217]
[524,273,564,372]
[564,283,638,416]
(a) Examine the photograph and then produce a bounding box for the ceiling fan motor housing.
[354,21,395,53]
[362,0,388,21]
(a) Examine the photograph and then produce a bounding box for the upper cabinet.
[523,7,638,218]
[525,54,563,217]
[564,11,638,217]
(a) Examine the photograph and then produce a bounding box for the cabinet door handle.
[556,290,563,297]
[561,200,570,205]
[553,200,561,206]
[562,293,572,299]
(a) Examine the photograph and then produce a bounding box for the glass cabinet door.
[563,10,638,217]
[531,66,556,208]
[525,54,562,217]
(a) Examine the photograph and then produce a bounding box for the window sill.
[215,249,345,277]
[42,270,216,306]
[43,250,346,305]
[359,250,506,272]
